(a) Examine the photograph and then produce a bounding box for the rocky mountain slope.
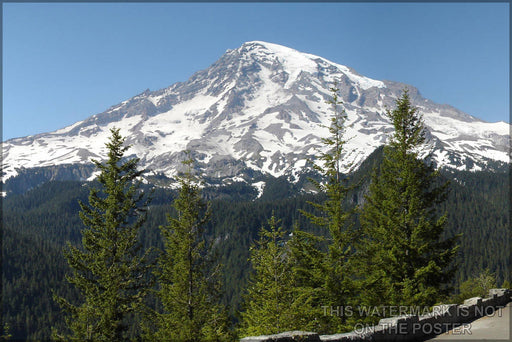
[2,41,509,184]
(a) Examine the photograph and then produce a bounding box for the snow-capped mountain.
[2,41,509,184]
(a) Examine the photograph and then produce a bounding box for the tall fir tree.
[358,90,459,310]
[239,215,295,336]
[152,158,230,341]
[300,82,357,332]
[287,227,332,333]
[53,128,154,341]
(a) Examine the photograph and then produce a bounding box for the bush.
[452,269,496,303]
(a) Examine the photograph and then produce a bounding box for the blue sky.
[3,2,509,141]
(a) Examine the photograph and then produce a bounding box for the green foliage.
[1,323,12,341]
[300,83,357,332]
[239,215,296,336]
[239,214,332,336]
[358,90,459,309]
[258,176,297,202]
[287,228,333,333]
[2,134,508,340]
[439,170,509,287]
[303,82,353,235]
[453,269,497,303]
[151,158,231,341]
[52,128,154,341]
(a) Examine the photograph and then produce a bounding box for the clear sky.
[2,2,509,141]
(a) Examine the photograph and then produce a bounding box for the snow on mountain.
[2,41,509,183]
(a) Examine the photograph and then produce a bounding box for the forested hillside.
[2,151,509,340]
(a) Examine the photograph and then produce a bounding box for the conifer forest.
[1,89,509,340]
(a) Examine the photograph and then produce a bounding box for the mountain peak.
[240,40,302,55]
[2,42,509,186]
[238,41,327,70]
[234,41,385,92]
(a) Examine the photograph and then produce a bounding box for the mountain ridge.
[2,41,509,184]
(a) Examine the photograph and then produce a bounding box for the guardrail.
[240,288,511,342]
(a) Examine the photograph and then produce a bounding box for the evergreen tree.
[52,128,154,341]
[301,82,357,331]
[359,90,459,309]
[239,215,295,336]
[287,228,331,333]
[152,158,230,341]
[1,322,12,341]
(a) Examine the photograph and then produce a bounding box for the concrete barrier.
[240,289,512,342]
[240,331,321,342]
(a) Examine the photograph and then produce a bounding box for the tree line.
[45,86,466,340]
